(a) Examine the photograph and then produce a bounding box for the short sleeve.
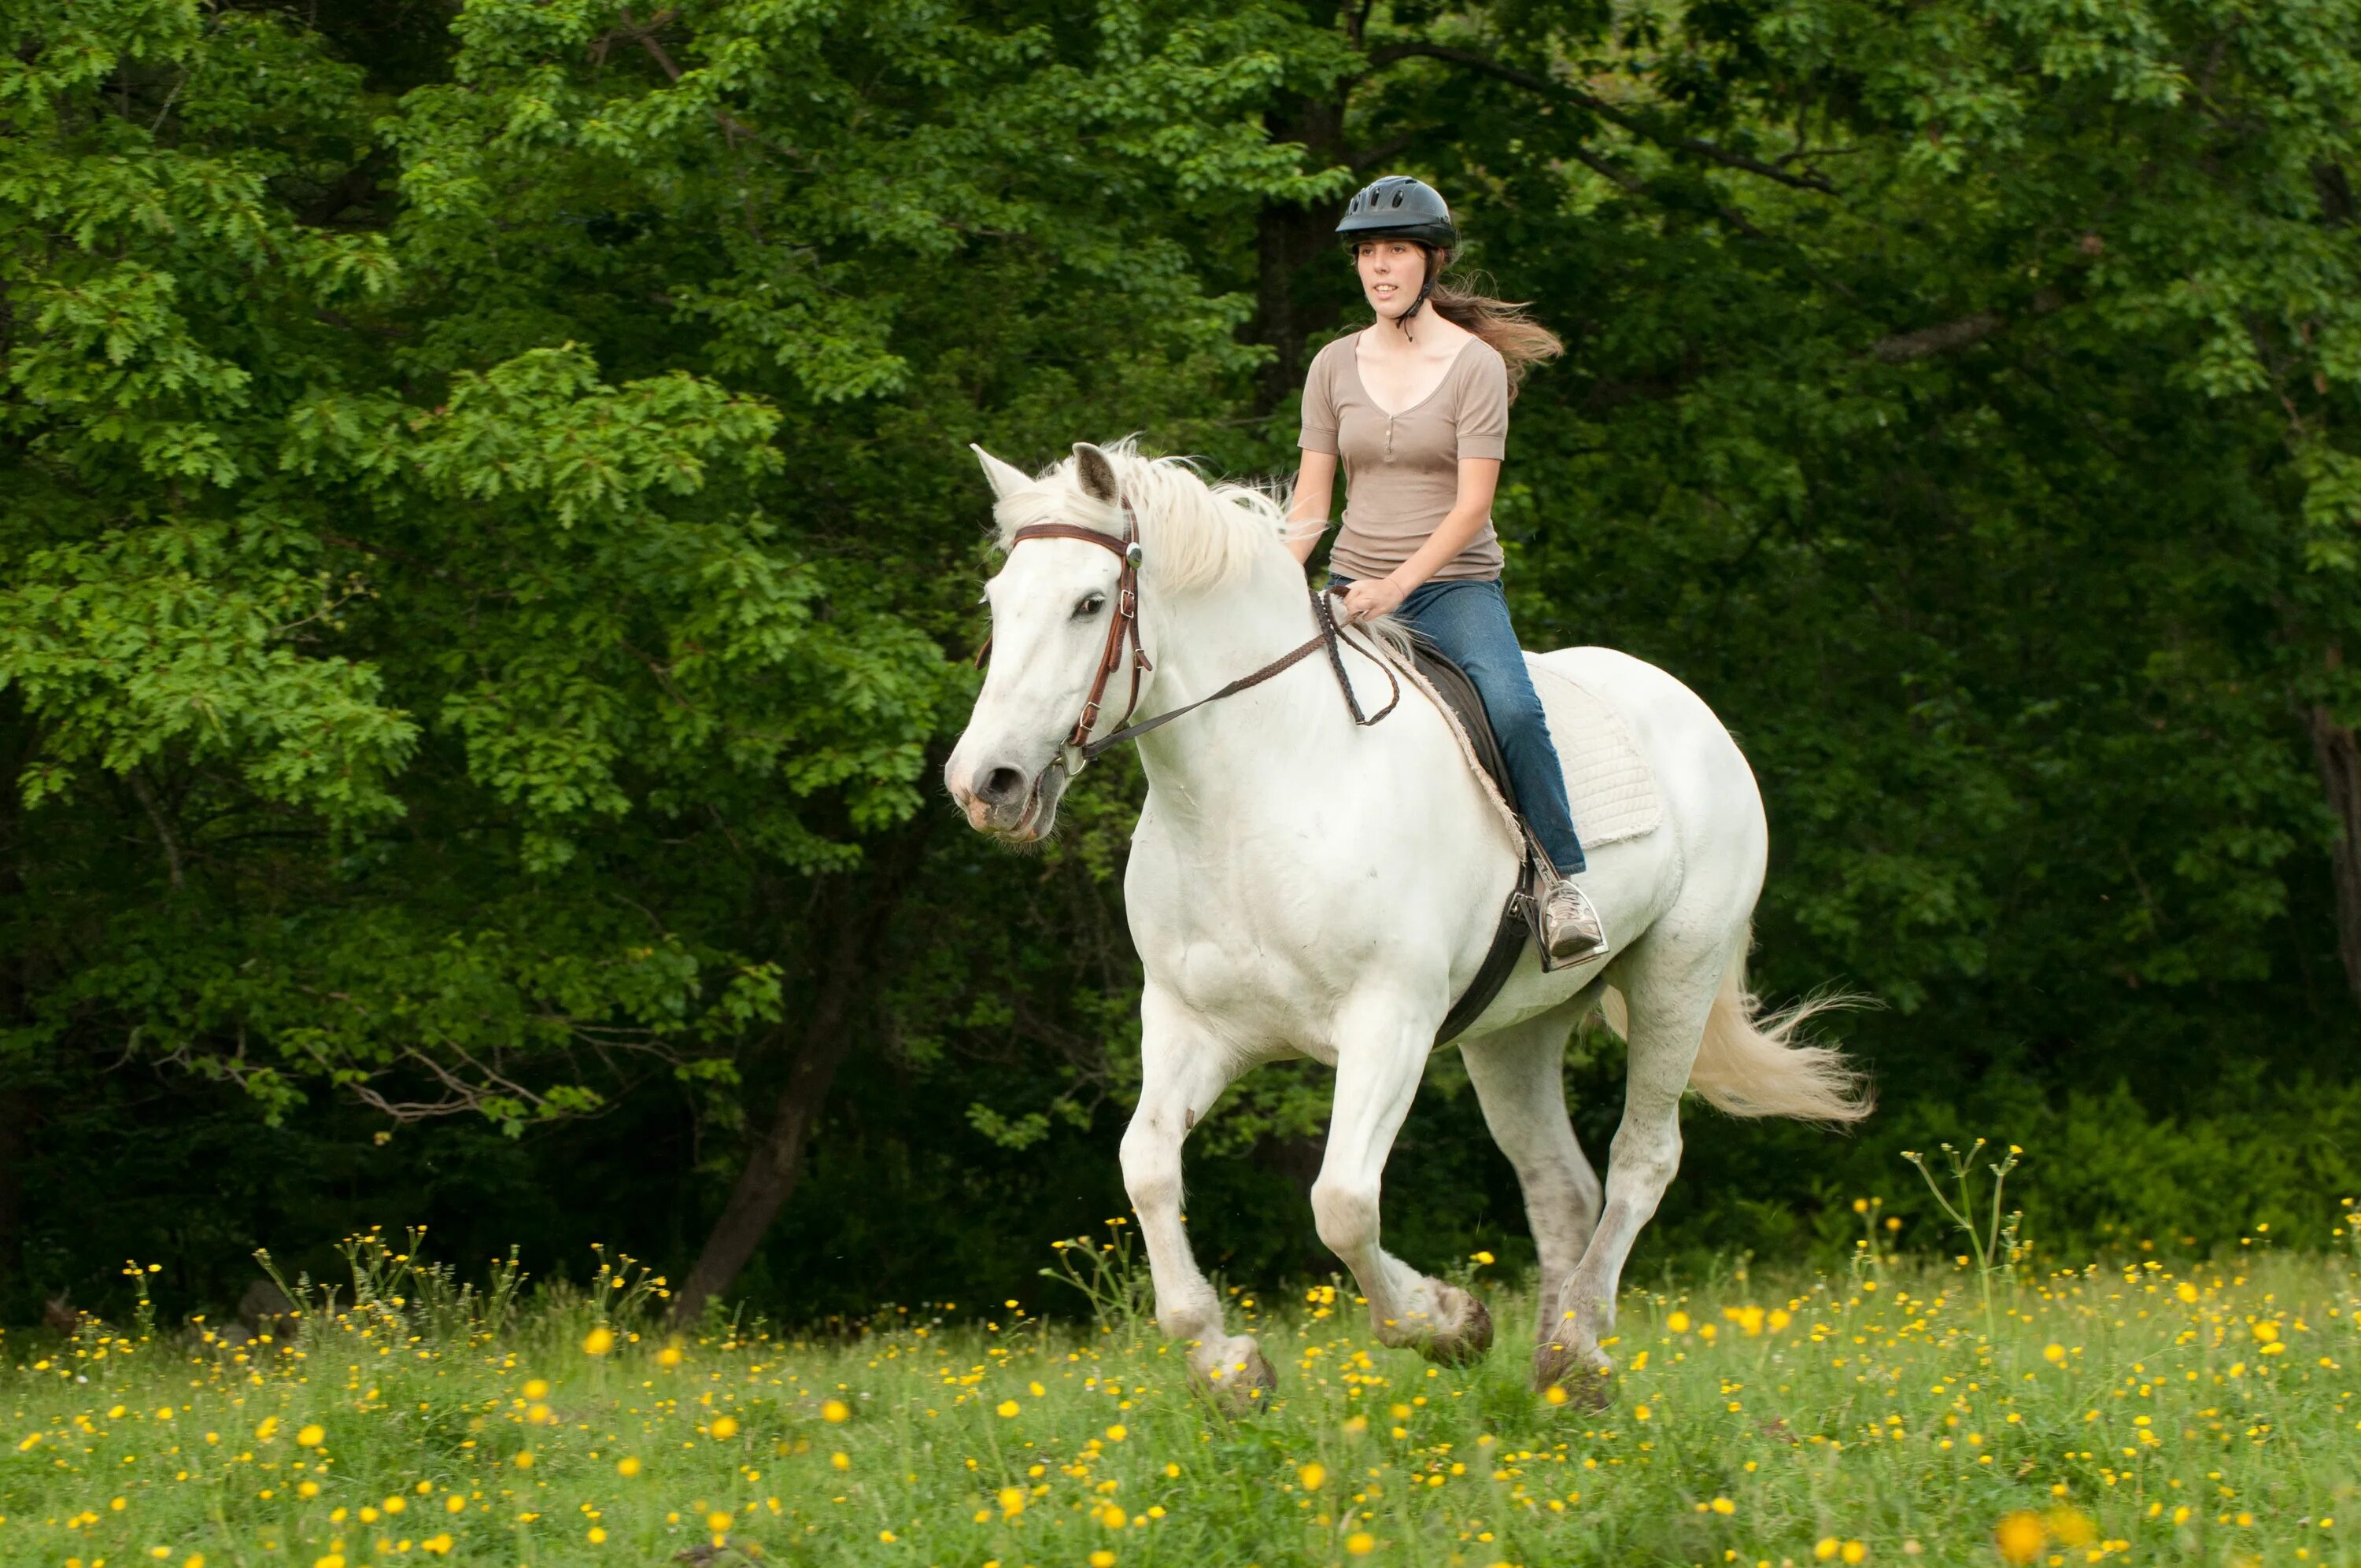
[1298,343,1340,455]
[1454,346,1509,460]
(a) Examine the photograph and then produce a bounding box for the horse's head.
[946,441,1137,842]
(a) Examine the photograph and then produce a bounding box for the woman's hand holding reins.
[1341,576,1410,623]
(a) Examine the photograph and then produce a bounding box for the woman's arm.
[1285,449,1338,566]
[1339,456,1500,622]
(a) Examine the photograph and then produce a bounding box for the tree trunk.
[0,1091,28,1287]
[1251,100,1347,416]
[0,703,31,1286]
[669,818,933,1323]
[2308,700,2361,1009]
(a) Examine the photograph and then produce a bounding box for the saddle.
[1405,635,1550,1043]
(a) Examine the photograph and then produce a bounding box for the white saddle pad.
[1383,637,1664,854]
[1531,658,1662,850]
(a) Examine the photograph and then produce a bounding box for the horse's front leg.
[1312,998,1495,1365]
[1120,985,1272,1409]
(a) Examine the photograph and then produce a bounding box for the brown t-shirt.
[1299,331,1509,583]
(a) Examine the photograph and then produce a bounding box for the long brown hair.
[1373,246,1562,395]
[1426,251,1561,392]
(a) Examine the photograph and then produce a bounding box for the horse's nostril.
[977,766,1026,805]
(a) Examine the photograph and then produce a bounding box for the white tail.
[1599,946,1873,1125]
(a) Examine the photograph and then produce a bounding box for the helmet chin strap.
[1391,248,1440,339]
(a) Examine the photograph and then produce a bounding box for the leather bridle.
[977,496,1399,771]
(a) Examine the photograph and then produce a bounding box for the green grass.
[0,1228,2355,1568]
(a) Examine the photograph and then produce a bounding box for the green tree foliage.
[2,0,2357,1319]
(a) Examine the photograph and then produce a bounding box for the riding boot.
[1539,877,1609,965]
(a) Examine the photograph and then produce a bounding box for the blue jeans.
[1332,576,1587,875]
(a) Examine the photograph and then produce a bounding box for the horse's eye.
[1074,593,1107,618]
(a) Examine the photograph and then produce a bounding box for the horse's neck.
[1132,553,1336,806]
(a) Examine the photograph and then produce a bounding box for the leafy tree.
[3,0,2357,1320]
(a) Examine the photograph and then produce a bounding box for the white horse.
[946,441,1868,1406]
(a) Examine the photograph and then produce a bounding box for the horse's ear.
[1072,442,1121,504]
[970,444,1033,500]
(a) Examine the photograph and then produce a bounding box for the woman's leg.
[1393,580,1587,876]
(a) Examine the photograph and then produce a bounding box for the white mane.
[989,440,1293,593]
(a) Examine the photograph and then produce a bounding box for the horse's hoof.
[1532,1341,1613,1410]
[1192,1337,1277,1415]
[1420,1290,1493,1367]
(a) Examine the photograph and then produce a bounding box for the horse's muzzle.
[948,757,1067,842]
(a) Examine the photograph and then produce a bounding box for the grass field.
[1,1218,2355,1568]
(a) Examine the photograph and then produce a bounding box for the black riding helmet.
[1336,175,1459,326]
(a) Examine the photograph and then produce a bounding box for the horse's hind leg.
[1120,984,1272,1409]
[1314,996,1493,1364]
[1536,939,1731,1404]
[1458,1001,1604,1351]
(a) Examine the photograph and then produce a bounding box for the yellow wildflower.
[1995,1512,2045,1566]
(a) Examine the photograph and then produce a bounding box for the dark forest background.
[6,0,2360,1326]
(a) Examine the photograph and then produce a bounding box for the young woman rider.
[1288,174,1608,964]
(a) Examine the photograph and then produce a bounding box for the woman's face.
[1354,239,1429,320]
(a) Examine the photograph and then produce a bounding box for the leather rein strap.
[990,503,1400,769]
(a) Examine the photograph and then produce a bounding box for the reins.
[985,497,1401,770]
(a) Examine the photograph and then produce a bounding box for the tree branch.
[1867,289,2064,363]
[320,532,503,596]
[1868,311,2008,363]
[1365,42,1838,195]
[1350,131,1421,172]
[590,8,759,142]
[1563,144,1645,196]
[124,769,184,891]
